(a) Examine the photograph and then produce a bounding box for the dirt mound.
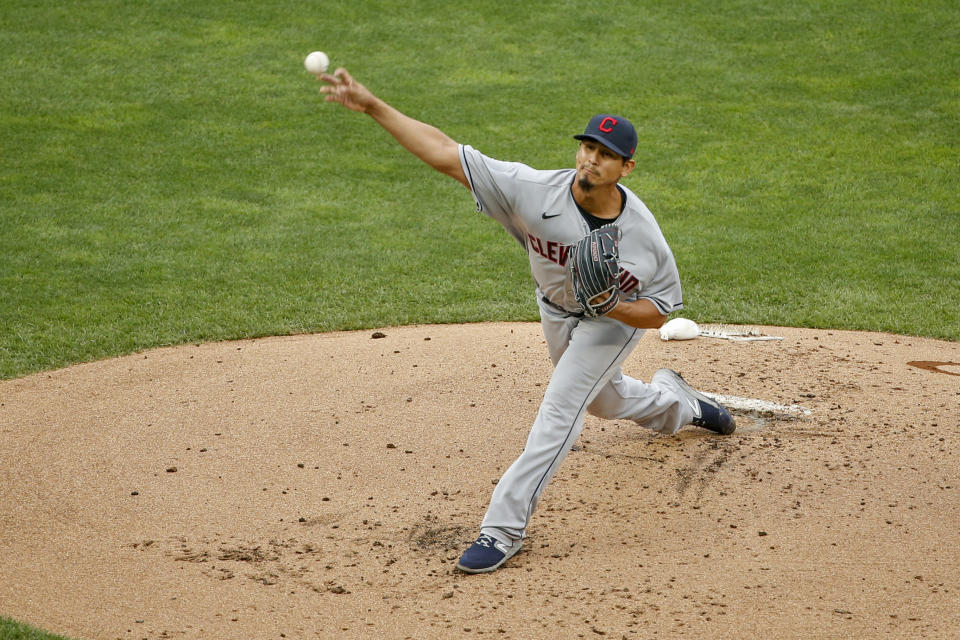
[1,323,958,639]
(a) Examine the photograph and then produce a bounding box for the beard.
[577,174,594,192]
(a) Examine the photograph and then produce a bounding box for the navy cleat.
[653,368,736,435]
[456,534,522,574]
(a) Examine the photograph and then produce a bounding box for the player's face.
[575,140,635,190]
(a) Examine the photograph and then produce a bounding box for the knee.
[587,393,620,421]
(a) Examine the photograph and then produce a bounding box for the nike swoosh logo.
[541,212,562,219]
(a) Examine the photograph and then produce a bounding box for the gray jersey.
[459,144,683,315]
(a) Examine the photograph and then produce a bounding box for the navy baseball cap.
[574,114,637,159]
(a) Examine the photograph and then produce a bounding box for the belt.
[541,295,584,319]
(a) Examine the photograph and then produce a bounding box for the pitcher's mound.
[2,323,958,639]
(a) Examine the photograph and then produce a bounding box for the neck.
[571,180,622,219]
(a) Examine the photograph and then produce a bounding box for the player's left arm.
[605,298,669,329]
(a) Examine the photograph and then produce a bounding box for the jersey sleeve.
[637,254,683,315]
[458,144,529,248]
[619,192,685,316]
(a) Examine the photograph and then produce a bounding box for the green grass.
[2,0,958,382]
[0,617,70,640]
[1,3,958,636]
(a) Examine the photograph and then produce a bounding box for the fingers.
[315,70,339,93]
[317,67,351,86]
[316,67,354,101]
[314,66,375,113]
[317,71,346,101]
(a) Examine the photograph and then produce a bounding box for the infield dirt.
[1,323,958,639]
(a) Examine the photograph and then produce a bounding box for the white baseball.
[304,51,329,75]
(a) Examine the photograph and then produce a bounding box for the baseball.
[304,51,329,75]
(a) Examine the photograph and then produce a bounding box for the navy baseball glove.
[568,224,622,318]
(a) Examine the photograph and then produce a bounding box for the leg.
[539,299,696,435]
[479,303,644,541]
[586,361,735,435]
[588,370,694,434]
[457,298,717,573]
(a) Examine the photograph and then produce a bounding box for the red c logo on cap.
[599,117,618,133]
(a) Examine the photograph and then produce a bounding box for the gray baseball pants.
[479,294,695,544]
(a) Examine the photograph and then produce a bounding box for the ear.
[620,159,636,178]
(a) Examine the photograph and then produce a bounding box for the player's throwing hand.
[318,68,376,113]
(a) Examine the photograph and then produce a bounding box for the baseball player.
[319,68,735,574]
